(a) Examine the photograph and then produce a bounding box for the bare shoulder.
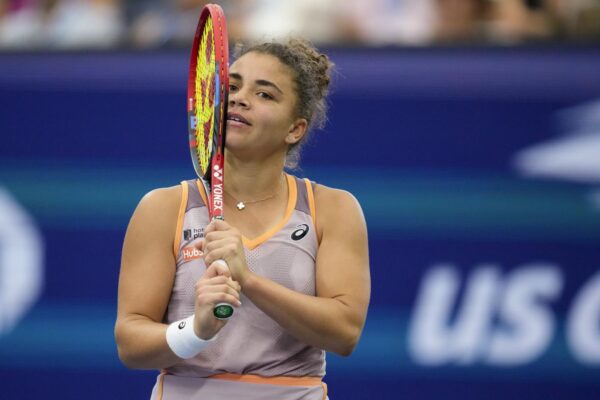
[137,185,182,215]
[314,183,361,211]
[313,183,366,237]
[127,184,183,239]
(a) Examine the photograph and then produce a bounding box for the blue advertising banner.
[1,47,599,399]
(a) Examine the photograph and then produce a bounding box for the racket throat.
[210,183,225,217]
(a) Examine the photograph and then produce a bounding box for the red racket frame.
[187,4,229,221]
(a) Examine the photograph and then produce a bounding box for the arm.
[203,186,371,356]
[114,186,241,369]
[114,186,182,369]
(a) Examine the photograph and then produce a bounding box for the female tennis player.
[115,38,370,400]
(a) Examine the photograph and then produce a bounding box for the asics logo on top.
[291,224,309,241]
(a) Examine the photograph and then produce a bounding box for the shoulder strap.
[190,179,207,210]
[292,175,317,230]
[173,181,190,258]
[304,178,317,230]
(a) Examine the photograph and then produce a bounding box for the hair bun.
[287,38,333,99]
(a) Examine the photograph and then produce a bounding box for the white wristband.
[166,315,216,359]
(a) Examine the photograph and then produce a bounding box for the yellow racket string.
[194,16,216,174]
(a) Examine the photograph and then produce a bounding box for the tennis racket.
[187,4,233,320]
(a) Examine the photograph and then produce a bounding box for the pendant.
[236,201,246,211]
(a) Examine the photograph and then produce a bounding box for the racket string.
[194,16,216,174]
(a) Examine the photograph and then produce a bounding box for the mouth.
[226,113,251,126]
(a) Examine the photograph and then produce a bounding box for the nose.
[228,89,249,108]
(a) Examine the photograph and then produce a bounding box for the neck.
[224,152,286,200]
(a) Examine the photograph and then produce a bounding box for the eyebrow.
[229,72,283,95]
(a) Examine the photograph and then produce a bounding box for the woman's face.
[226,51,306,161]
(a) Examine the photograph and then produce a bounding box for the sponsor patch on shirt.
[182,246,203,262]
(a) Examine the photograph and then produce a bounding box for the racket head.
[188,4,229,185]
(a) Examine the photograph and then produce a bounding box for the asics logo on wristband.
[178,321,186,329]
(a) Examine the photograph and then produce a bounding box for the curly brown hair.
[234,38,335,169]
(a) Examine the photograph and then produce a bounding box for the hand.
[197,220,251,286]
[193,261,241,340]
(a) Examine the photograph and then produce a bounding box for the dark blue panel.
[1,47,600,400]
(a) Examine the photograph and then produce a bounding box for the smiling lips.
[227,113,251,126]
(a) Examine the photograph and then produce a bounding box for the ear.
[285,118,308,145]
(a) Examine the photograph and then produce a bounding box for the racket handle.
[213,259,235,320]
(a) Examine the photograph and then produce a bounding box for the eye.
[257,91,273,100]
[229,84,238,92]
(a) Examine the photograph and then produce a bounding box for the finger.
[204,237,233,254]
[196,283,241,302]
[197,292,242,308]
[194,238,206,252]
[211,259,231,277]
[196,274,228,287]
[219,277,241,293]
[229,277,242,292]
[202,262,228,279]
[205,219,232,234]
[204,230,231,243]
[204,244,237,268]
[196,274,241,292]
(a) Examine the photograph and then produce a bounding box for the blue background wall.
[1,47,600,399]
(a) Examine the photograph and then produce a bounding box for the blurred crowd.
[1,0,599,49]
